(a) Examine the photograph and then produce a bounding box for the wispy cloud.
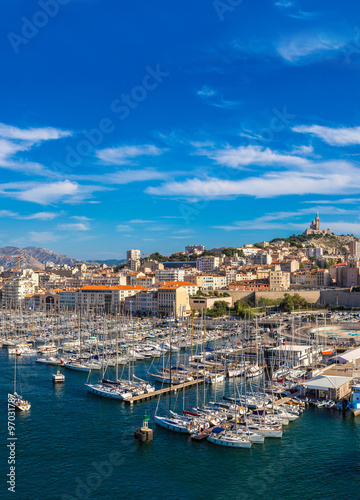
[71,215,93,221]
[197,85,241,109]
[0,210,17,217]
[128,219,155,223]
[200,144,309,169]
[0,124,71,177]
[276,33,347,64]
[301,198,360,205]
[58,222,91,231]
[214,207,360,232]
[73,168,168,185]
[275,0,318,20]
[0,180,107,205]
[197,85,217,97]
[96,144,165,165]
[292,124,360,146]
[146,160,360,199]
[20,212,61,221]
[0,123,71,142]
[116,224,133,232]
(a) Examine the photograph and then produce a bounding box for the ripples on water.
[0,351,359,500]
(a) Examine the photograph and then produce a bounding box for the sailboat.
[9,353,31,411]
[154,313,192,433]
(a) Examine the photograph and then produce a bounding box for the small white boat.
[86,383,132,400]
[246,365,263,379]
[239,429,265,443]
[64,361,102,372]
[205,373,225,384]
[154,415,190,433]
[208,430,252,448]
[37,344,58,355]
[247,424,283,438]
[8,393,31,411]
[36,356,64,365]
[348,384,360,416]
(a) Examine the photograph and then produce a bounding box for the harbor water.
[1,350,359,500]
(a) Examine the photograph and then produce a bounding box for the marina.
[2,308,360,498]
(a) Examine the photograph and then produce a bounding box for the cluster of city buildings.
[1,213,360,317]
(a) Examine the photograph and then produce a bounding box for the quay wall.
[318,289,360,307]
[191,289,360,309]
[254,290,321,305]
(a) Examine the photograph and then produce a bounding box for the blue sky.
[1,0,360,259]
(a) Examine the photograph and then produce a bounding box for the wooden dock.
[125,378,206,404]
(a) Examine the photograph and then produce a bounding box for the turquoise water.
[1,350,359,500]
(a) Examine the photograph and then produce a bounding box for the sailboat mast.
[14,351,16,395]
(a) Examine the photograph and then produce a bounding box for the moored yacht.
[208,429,252,448]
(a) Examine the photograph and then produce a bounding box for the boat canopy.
[211,427,225,434]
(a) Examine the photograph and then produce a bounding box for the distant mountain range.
[0,246,92,270]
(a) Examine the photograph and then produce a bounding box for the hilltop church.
[304,211,331,236]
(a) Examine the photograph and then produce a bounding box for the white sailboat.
[9,354,31,411]
[208,429,252,448]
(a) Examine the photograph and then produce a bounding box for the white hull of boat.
[154,415,189,433]
[208,433,252,448]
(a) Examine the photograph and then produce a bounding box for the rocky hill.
[0,246,91,270]
[272,233,359,256]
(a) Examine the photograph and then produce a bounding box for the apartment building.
[269,270,290,291]
[2,270,39,307]
[184,274,227,290]
[127,249,141,271]
[157,285,189,318]
[155,268,185,282]
[196,256,221,272]
[77,285,145,312]
[59,289,78,310]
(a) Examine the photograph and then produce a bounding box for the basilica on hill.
[303,210,331,236]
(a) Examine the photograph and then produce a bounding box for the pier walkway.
[125,378,206,404]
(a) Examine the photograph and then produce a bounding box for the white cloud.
[73,168,167,185]
[129,219,155,223]
[292,125,360,146]
[276,33,346,63]
[301,198,360,205]
[204,145,309,169]
[0,180,109,205]
[214,207,360,231]
[197,86,217,97]
[58,222,90,231]
[0,210,17,217]
[146,161,360,199]
[0,124,71,176]
[275,1,318,20]
[0,123,71,142]
[13,180,78,204]
[116,224,133,232]
[20,212,61,221]
[96,145,164,165]
[197,86,240,109]
[290,144,315,156]
[71,215,93,221]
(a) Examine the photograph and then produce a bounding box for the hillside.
[271,233,359,255]
[0,246,92,270]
